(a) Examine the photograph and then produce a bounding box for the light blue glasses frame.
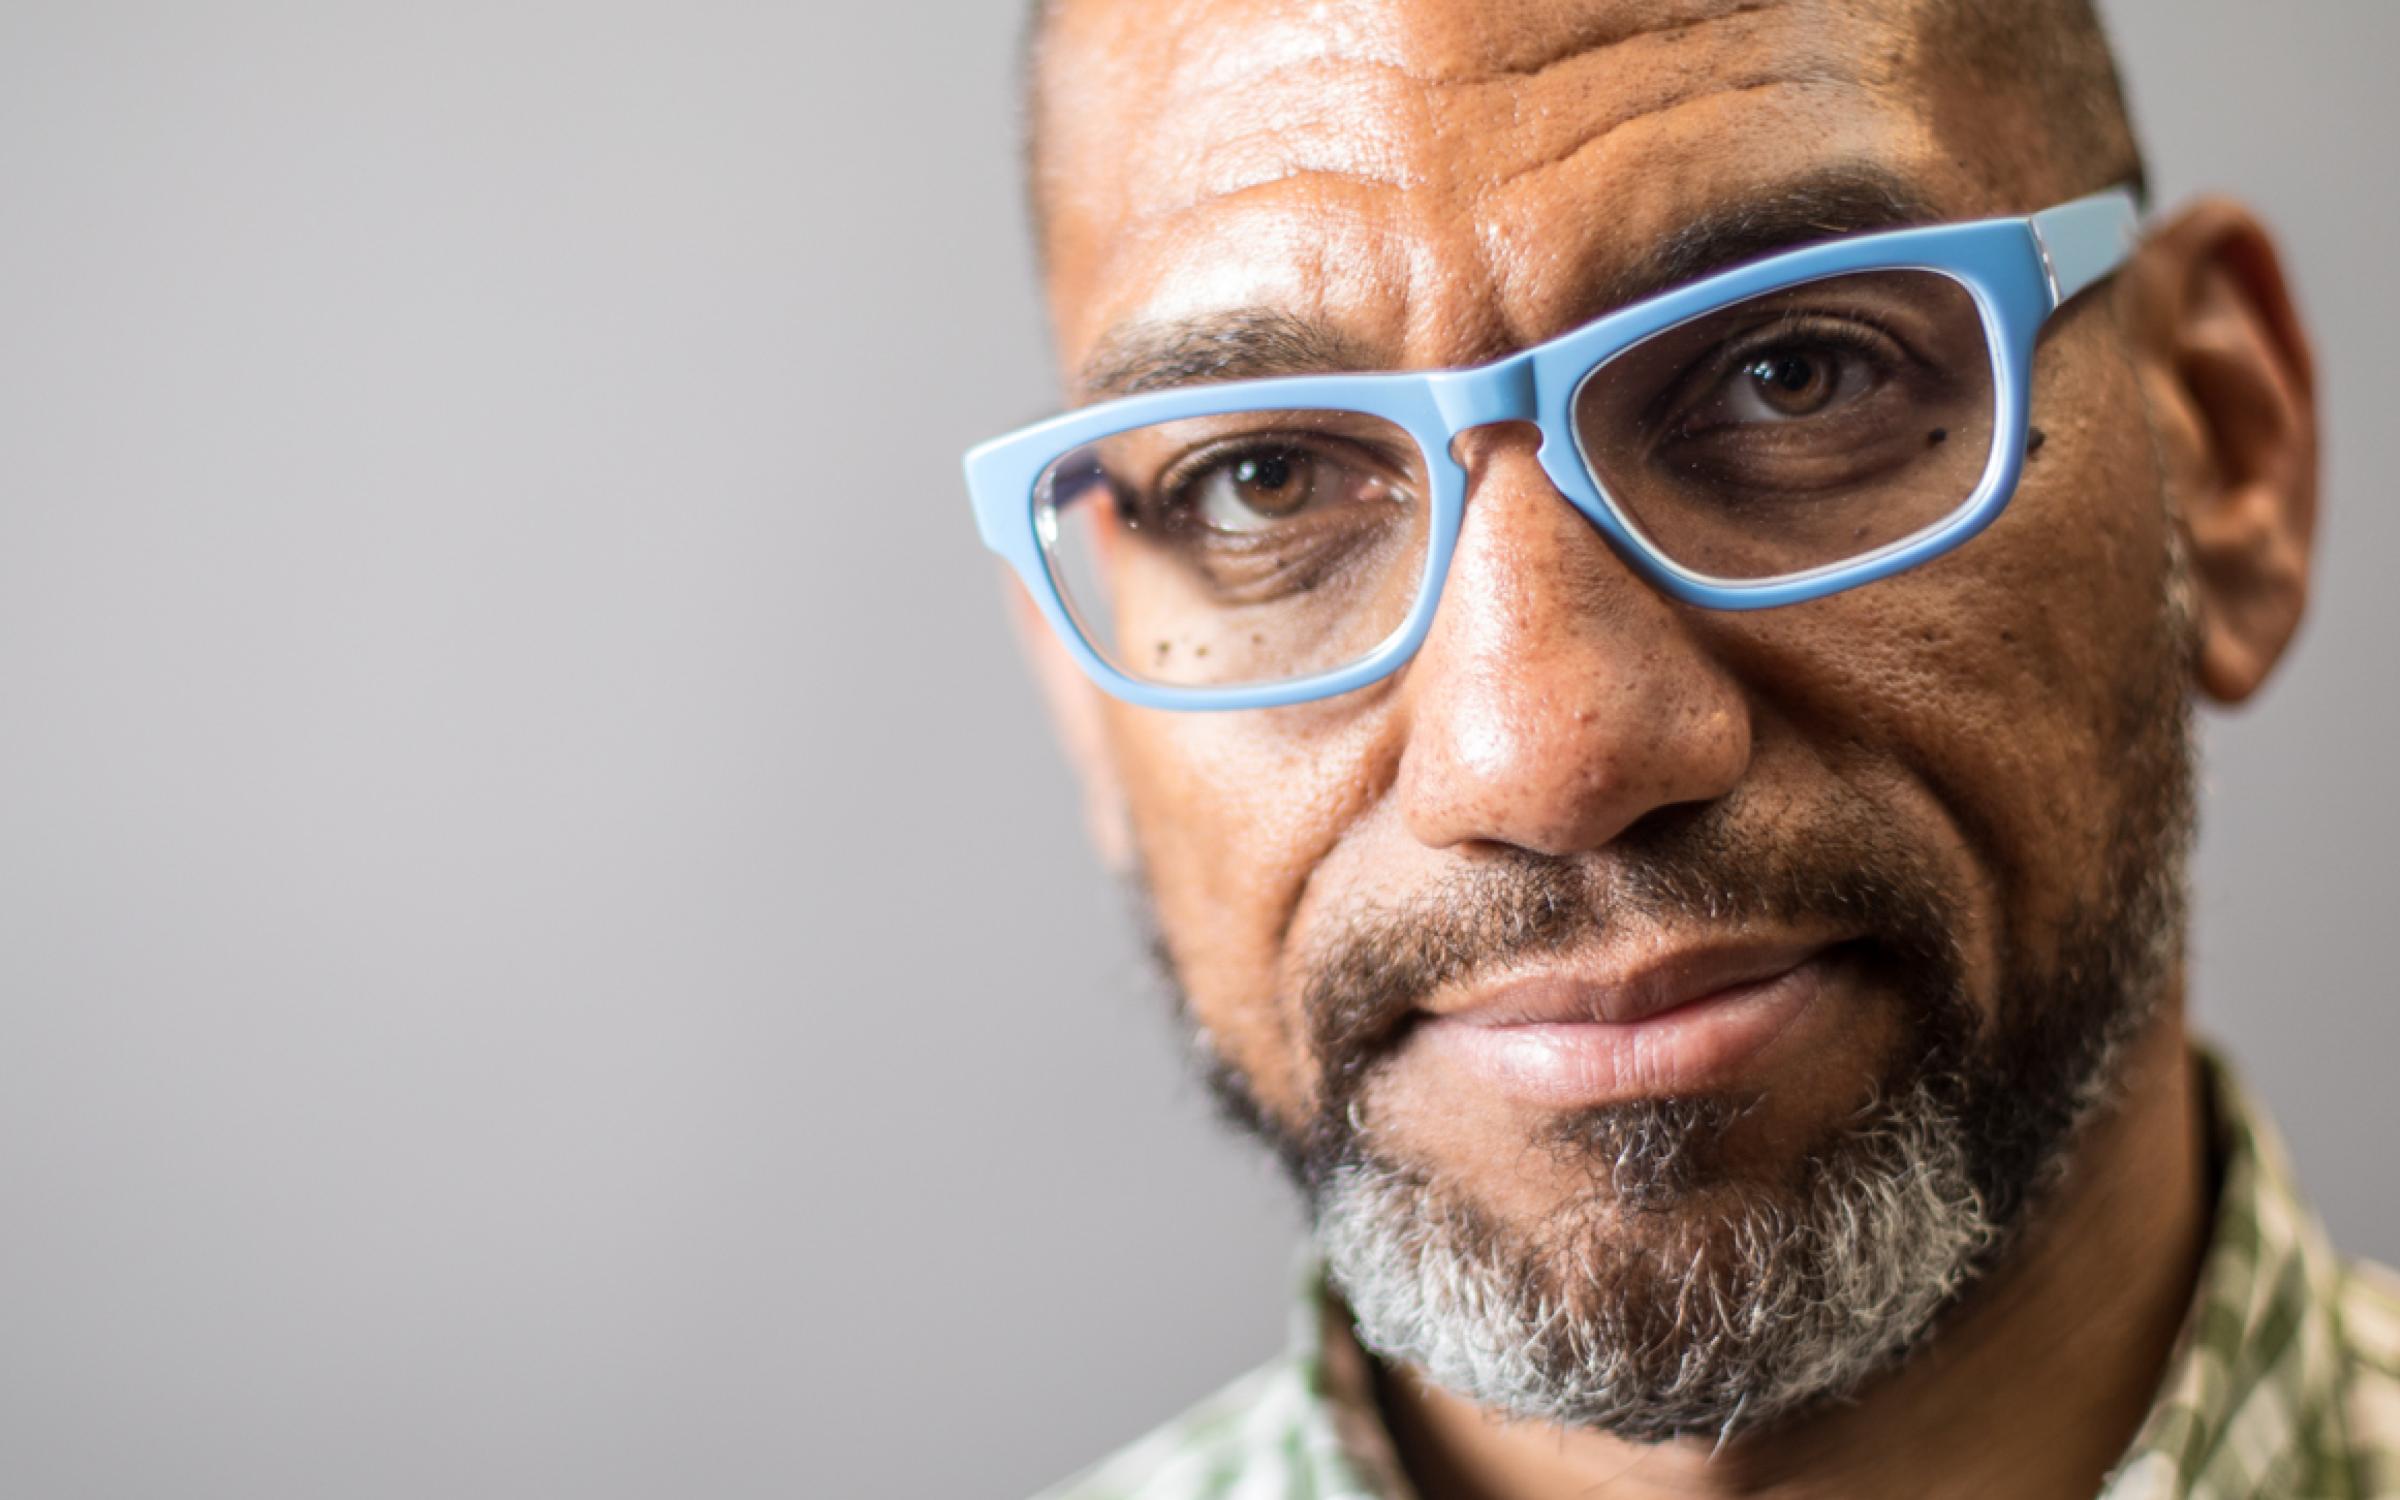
[965,188,2141,711]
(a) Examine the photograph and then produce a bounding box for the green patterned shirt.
[1042,1056,2400,1499]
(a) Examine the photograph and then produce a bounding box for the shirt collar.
[2100,1051,2353,1498]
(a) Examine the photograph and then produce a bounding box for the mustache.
[1295,800,1967,1110]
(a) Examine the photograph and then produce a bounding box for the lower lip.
[1410,963,1826,1109]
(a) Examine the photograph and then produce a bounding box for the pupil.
[1755,355,1817,393]
[1237,453,1293,493]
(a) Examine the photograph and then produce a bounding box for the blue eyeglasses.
[965,188,2140,711]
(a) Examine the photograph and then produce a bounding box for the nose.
[1394,431,1753,856]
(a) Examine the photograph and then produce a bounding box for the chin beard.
[1309,1014,2062,1441]
[1313,1076,1993,1441]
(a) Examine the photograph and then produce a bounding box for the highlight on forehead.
[1020,0,2143,254]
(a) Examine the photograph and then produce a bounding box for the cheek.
[1105,698,1398,1121]
[1747,341,2177,981]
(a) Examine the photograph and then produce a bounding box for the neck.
[1376,1011,2213,1500]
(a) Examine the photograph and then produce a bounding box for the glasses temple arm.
[2031,186,2143,310]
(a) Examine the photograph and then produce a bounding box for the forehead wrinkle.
[1475,105,1945,350]
[1128,65,1438,217]
[1112,1,1856,222]
[1063,174,1422,391]
[1045,0,1938,377]
[1420,4,1919,353]
[1036,3,1427,308]
[1104,0,1787,106]
[1224,1,1900,361]
[1412,2,1898,199]
[1458,64,1881,200]
[1277,0,1792,87]
[1064,1,1445,224]
[1451,70,1868,317]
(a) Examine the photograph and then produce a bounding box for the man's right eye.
[1173,445,1327,532]
[1148,439,1398,537]
[1039,415,1427,618]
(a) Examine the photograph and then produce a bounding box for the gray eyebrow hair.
[1074,164,1945,404]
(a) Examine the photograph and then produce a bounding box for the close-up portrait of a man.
[961,1,2400,1497]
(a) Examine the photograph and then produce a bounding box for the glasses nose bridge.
[1426,354,1541,445]
[1425,352,1592,520]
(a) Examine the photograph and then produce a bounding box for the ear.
[1006,575,1136,872]
[2120,198,2319,705]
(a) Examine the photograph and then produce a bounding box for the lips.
[1404,940,1835,1108]
[1424,940,1825,1027]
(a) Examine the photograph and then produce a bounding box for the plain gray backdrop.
[0,2,2390,1496]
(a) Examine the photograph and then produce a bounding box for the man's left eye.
[1708,341,1881,426]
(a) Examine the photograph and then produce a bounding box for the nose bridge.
[1427,354,1539,437]
[1398,356,1751,858]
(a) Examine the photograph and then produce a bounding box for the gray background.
[0,2,2389,1496]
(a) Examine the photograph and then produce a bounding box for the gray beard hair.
[1316,1077,2011,1441]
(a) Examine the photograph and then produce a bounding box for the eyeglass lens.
[1035,268,1999,690]
[1574,269,1996,581]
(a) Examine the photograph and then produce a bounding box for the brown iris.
[1224,448,1315,519]
[1742,352,1840,418]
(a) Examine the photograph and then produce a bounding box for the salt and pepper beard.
[1141,547,2199,1443]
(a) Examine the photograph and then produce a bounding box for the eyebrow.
[1078,307,1382,402]
[1593,166,1941,317]
[1075,165,1944,403]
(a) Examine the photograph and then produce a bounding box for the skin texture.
[1016,2,2319,1495]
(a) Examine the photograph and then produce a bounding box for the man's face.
[1032,0,2195,1435]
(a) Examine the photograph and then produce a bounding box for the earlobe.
[2123,199,2319,705]
[1006,576,1137,872]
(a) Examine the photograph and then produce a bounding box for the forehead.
[1038,0,1981,378]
